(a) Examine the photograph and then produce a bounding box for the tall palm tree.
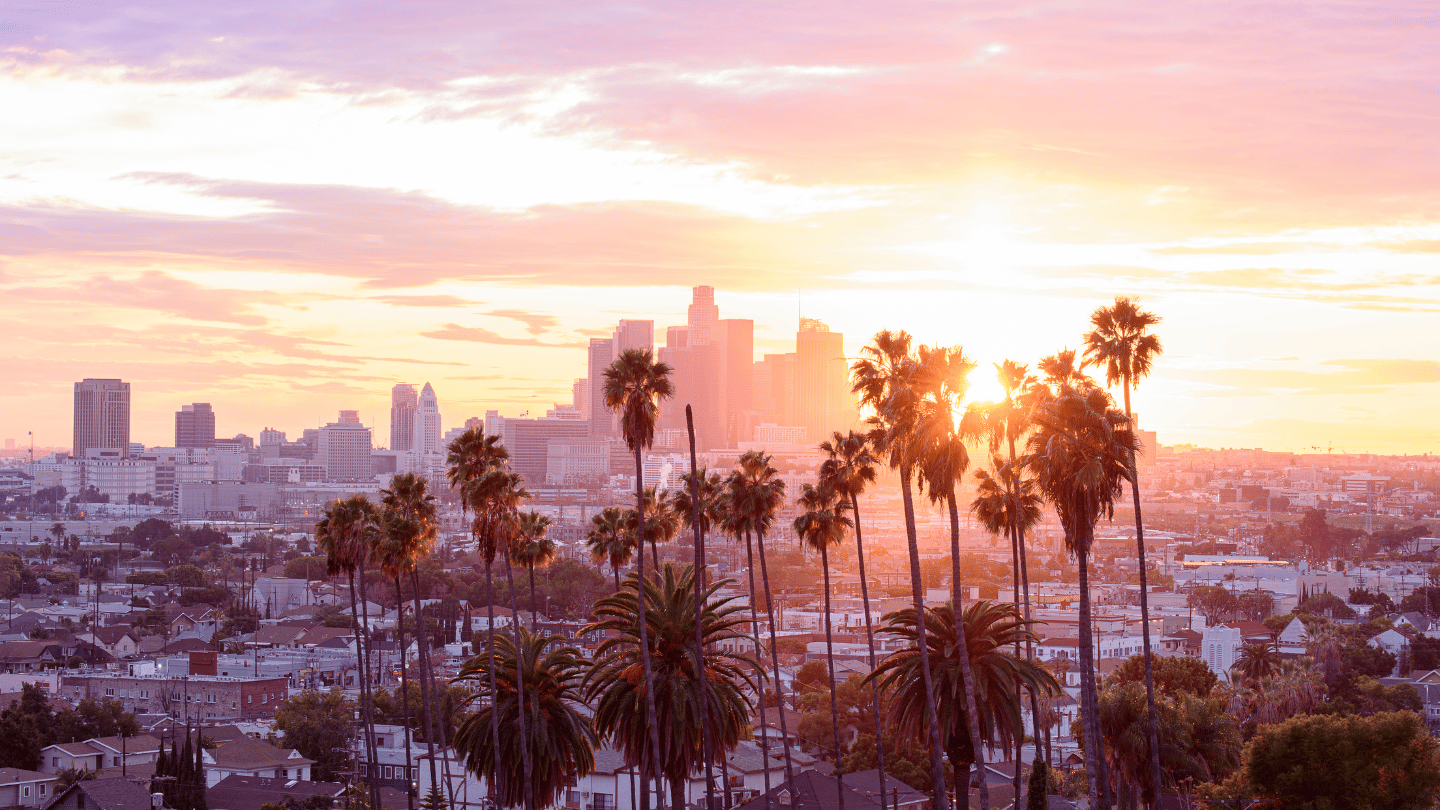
[851,329,950,810]
[380,473,445,805]
[727,450,795,795]
[512,511,558,629]
[1083,296,1164,808]
[630,487,682,569]
[912,343,991,810]
[970,457,1044,794]
[603,347,675,810]
[586,564,758,810]
[1025,377,1139,810]
[453,627,596,809]
[449,429,510,808]
[870,601,1061,798]
[818,430,889,810]
[315,495,382,809]
[676,457,728,810]
[467,467,529,809]
[793,482,852,788]
[586,507,633,592]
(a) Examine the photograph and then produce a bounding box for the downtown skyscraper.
[73,378,131,458]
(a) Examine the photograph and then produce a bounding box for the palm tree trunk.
[529,564,538,632]
[355,562,381,810]
[502,553,536,810]
[849,492,889,810]
[410,570,441,802]
[1124,380,1163,810]
[898,463,950,810]
[684,406,716,810]
[484,558,503,810]
[394,575,416,810]
[1006,440,1043,772]
[947,490,990,810]
[756,530,798,793]
[1007,521,1023,805]
[819,543,845,810]
[1076,549,1107,810]
[742,530,774,810]
[632,445,667,810]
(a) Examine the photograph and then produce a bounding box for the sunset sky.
[3,2,1438,454]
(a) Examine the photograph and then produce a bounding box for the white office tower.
[412,382,442,455]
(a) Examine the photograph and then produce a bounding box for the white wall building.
[1202,624,1243,677]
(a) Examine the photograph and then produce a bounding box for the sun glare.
[966,362,1008,405]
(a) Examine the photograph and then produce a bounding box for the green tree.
[453,627,595,810]
[0,683,49,769]
[1203,711,1440,809]
[1187,586,1236,626]
[585,564,758,810]
[275,690,353,781]
[1231,642,1281,686]
[585,507,632,592]
[151,535,195,565]
[283,555,330,581]
[511,511,557,629]
[602,347,674,810]
[1109,654,1218,698]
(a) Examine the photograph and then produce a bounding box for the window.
[247,695,253,704]
[207,694,216,703]
[232,702,237,709]
[139,690,149,699]
[21,786,29,798]
[410,767,418,781]
[52,757,58,768]
[383,766,394,779]
[104,688,114,696]
[39,784,45,797]
[114,756,121,766]
[359,764,368,776]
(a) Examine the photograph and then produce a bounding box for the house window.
[52,757,58,768]
[139,690,149,699]
[411,767,418,781]
[383,766,394,779]
[38,784,45,797]
[247,695,253,704]
[359,764,367,776]
[114,756,121,766]
[104,688,114,696]
[207,694,216,703]
[21,786,30,798]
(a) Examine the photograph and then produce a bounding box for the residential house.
[207,775,345,810]
[203,738,314,787]
[40,776,159,810]
[39,735,162,776]
[0,768,58,807]
[734,769,910,810]
[82,627,140,658]
[169,610,219,643]
[0,640,64,672]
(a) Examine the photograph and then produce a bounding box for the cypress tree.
[194,731,208,810]
[179,727,195,810]
[1025,759,1048,810]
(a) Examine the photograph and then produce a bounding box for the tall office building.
[175,403,216,449]
[612,319,654,355]
[73,378,131,458]
[587,338,615,438]
[390,384,418,451]
[412,382,442,454]
[318,410,373,482]
[720,318,754,446]
[795,318,855,443]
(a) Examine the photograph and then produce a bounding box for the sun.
[965,362,1009,405]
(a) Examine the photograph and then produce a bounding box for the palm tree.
[585,564,759,810]
[1231,642,1280,686]
[912,343,991,810]
[603,347,675,810]
[512,511,557,630]
[467,466,529,809]
[449,429,510,808]
[870,601,1060,798]
[1083,296,1164,808]
[315,495,382,809]
[793,481,853,784]
[453,627,596,809]
[586,507,633,592]
[818,430,890,810]
[851,329,950,810]
[1302,624,1344,687]
[630,486,682,569]
[675,463,730,810]
[727,450,795,795]
[1025,376,1139,810]
[380,473,445,804]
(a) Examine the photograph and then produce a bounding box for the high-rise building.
[73,378,131,459]
[175,403,216,449]
[572,378,589,420]
[412,382,442,454]
[587,338,615,438]
[721,318,754,446]
[612,319,654,355]
[795,318,855,444]
[318,410,373,482]
[390,384,418,451]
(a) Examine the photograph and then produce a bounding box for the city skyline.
[3,4,1439,453]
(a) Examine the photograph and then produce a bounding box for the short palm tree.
[1232,642,1281,686]
[851,329,949,810]
[380,473,445,804]
[727,450,795,794]
[870,601,1060,796]
[585,507,633,591]
[512,511,557,629]
[1025,378,1139,810]
[585,564,759,810]
[315,495,381,808]
[1083,296,1164,806]
[793,481,853,780]
[818,430,890,810]
[603,347,675,810]
[453,627,596,809]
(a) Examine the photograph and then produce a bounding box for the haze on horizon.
[2,2,1438,454]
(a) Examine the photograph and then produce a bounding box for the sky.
[3,1,1439,454]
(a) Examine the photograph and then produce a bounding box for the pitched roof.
[92,626,138,645]
[838,770,927,805]
[252,626,306,645]
[207,775,345,810]
[43,741,100,757]
[211,738,315,770]
[0,767,55,785]
[88,735,162,755]
[161,638,215,654]
[297,626,354,646]
[48,776,157,810]
[734,770,881,810]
